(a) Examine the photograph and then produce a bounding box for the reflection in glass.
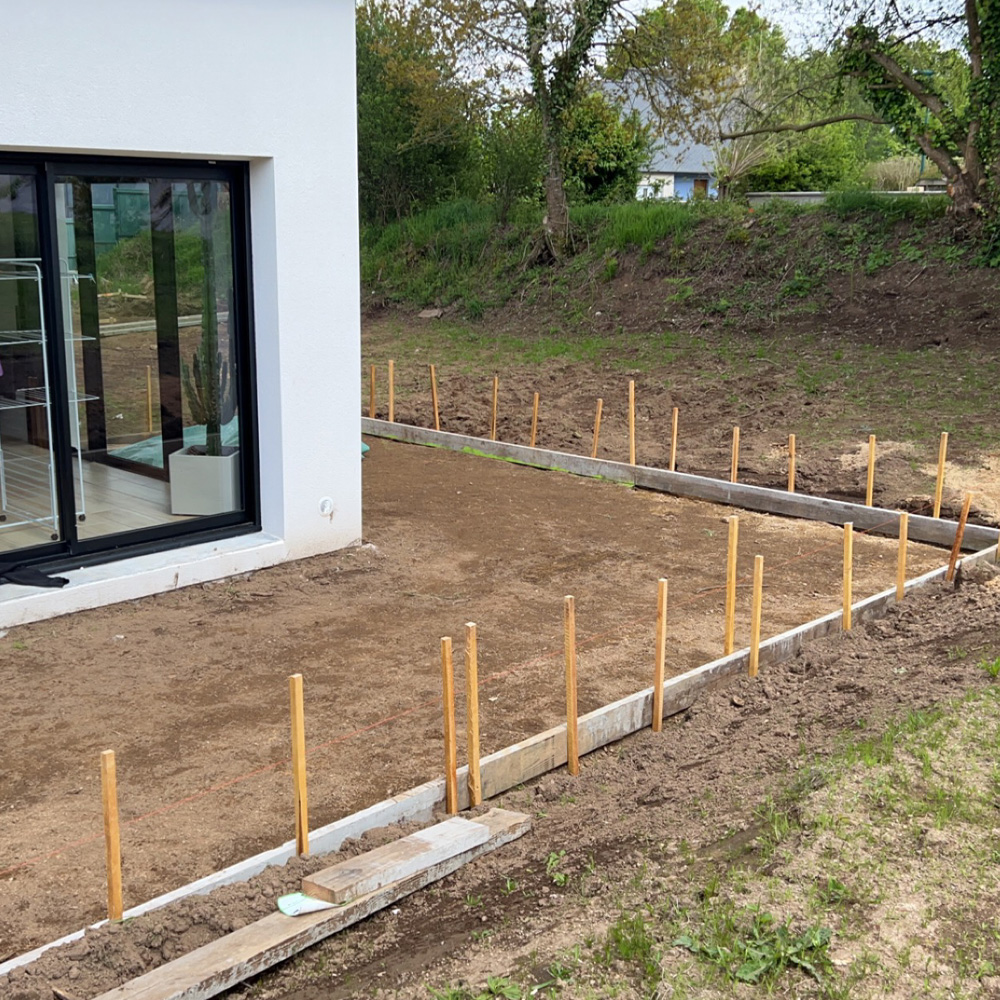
[0,173,62,552]
[57,174,242,541]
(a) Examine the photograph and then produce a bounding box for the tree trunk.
[543,136,570,257]
[950,171,983,217]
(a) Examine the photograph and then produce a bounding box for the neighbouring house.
[0,0,361,625]
[638,139,718,201]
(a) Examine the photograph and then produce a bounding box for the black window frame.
[0,152,260,570]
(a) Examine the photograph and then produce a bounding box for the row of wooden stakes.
[437,493,976,814]
[94,494,975,922]
[367,361,956,515]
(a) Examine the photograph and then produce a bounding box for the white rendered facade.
[0,0,362,624]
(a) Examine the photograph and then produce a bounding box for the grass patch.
[825,190,950,223]
[979,654,1000,678]
[597,909,662,986]
[674,904,833,986]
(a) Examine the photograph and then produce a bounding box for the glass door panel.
[57,174,243,543]
[0,173,62,553]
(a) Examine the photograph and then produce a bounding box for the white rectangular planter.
[169,448,241,516]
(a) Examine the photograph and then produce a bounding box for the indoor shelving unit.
[0,258,95,542]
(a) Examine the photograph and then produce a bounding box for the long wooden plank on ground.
[302,815,489,903]
[361,419,998,552]
[91,809,530,1000]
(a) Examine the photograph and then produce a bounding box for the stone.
[536,779,560,802]
[637,786,670,807]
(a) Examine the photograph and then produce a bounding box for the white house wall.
[0,0,362,619]
[638,174,676,200]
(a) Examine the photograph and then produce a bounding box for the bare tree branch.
[721,113,888,140]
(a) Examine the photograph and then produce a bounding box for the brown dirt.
[5,248,1000,999]
[243,570,1000,1000]
[0,435,952,987]
[6,564,1000,1000]
[363,341,1000,524]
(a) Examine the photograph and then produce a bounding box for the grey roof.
[611,86,717,176]
[645,138,716,176]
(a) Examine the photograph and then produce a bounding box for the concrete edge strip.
[361,418,997,552]
[4,510,993,979]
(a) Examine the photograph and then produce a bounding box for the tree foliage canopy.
[356,0,480,224]
[428,0,641,251]
[714,0,999,216]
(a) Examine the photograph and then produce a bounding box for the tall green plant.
[182,182,235,458]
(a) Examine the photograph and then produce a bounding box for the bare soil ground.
[244,572,1000,1000]
[6,563,1000,1000]
[361,284,1000,526]
[4,277,1000,1000]
[0,438,948,978]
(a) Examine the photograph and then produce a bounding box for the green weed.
[674,905,833,985]
[779,268,824,300]
[598,910,661,984]
[978,655,1000,679]
[545,850,568,887]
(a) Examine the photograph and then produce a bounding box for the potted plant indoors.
[168,181,240,515]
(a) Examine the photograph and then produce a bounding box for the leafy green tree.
[430,1,646,254]
[722,1,998,218]
[481,90,647,222]
[562,92,650,203]
[606,0,797,195]
[482,103,545,225]
[356,0,481,224]
[744,121,864,190]
[606,0,787,146]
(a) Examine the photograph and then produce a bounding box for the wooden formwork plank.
[91,809,530,1000]
[361,419,998,552]
[302,816,489,903]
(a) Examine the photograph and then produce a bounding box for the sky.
[623,0,832,52]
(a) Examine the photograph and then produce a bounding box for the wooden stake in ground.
[652,578,668,732]
[465,623,482,808]
[100,749,123,921]
[730,426,740,484]
[628,381,636,465]
[145,365,153,433]
[387,360,395,423]
[946,492,973,582]
[669,406,679,472]
[289,673,309,856]
[843,522,854,631]
[429,364,440,432]
[787,433,796,493]
[441,637,458,815]
[529,392,540,448]
[866,434,876,506]
[369,365,376,420]
[896,511,909,601]
[490,376,499,441]
[749,555,763,678]
[724,515,739,656]
[591,398,603,459]
[933,431,949,518]
[564,596,580,776]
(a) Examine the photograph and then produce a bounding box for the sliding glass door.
[0,170,62,553]
[0,158,255,564]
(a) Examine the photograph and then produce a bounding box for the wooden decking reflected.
[0,442,190,553]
